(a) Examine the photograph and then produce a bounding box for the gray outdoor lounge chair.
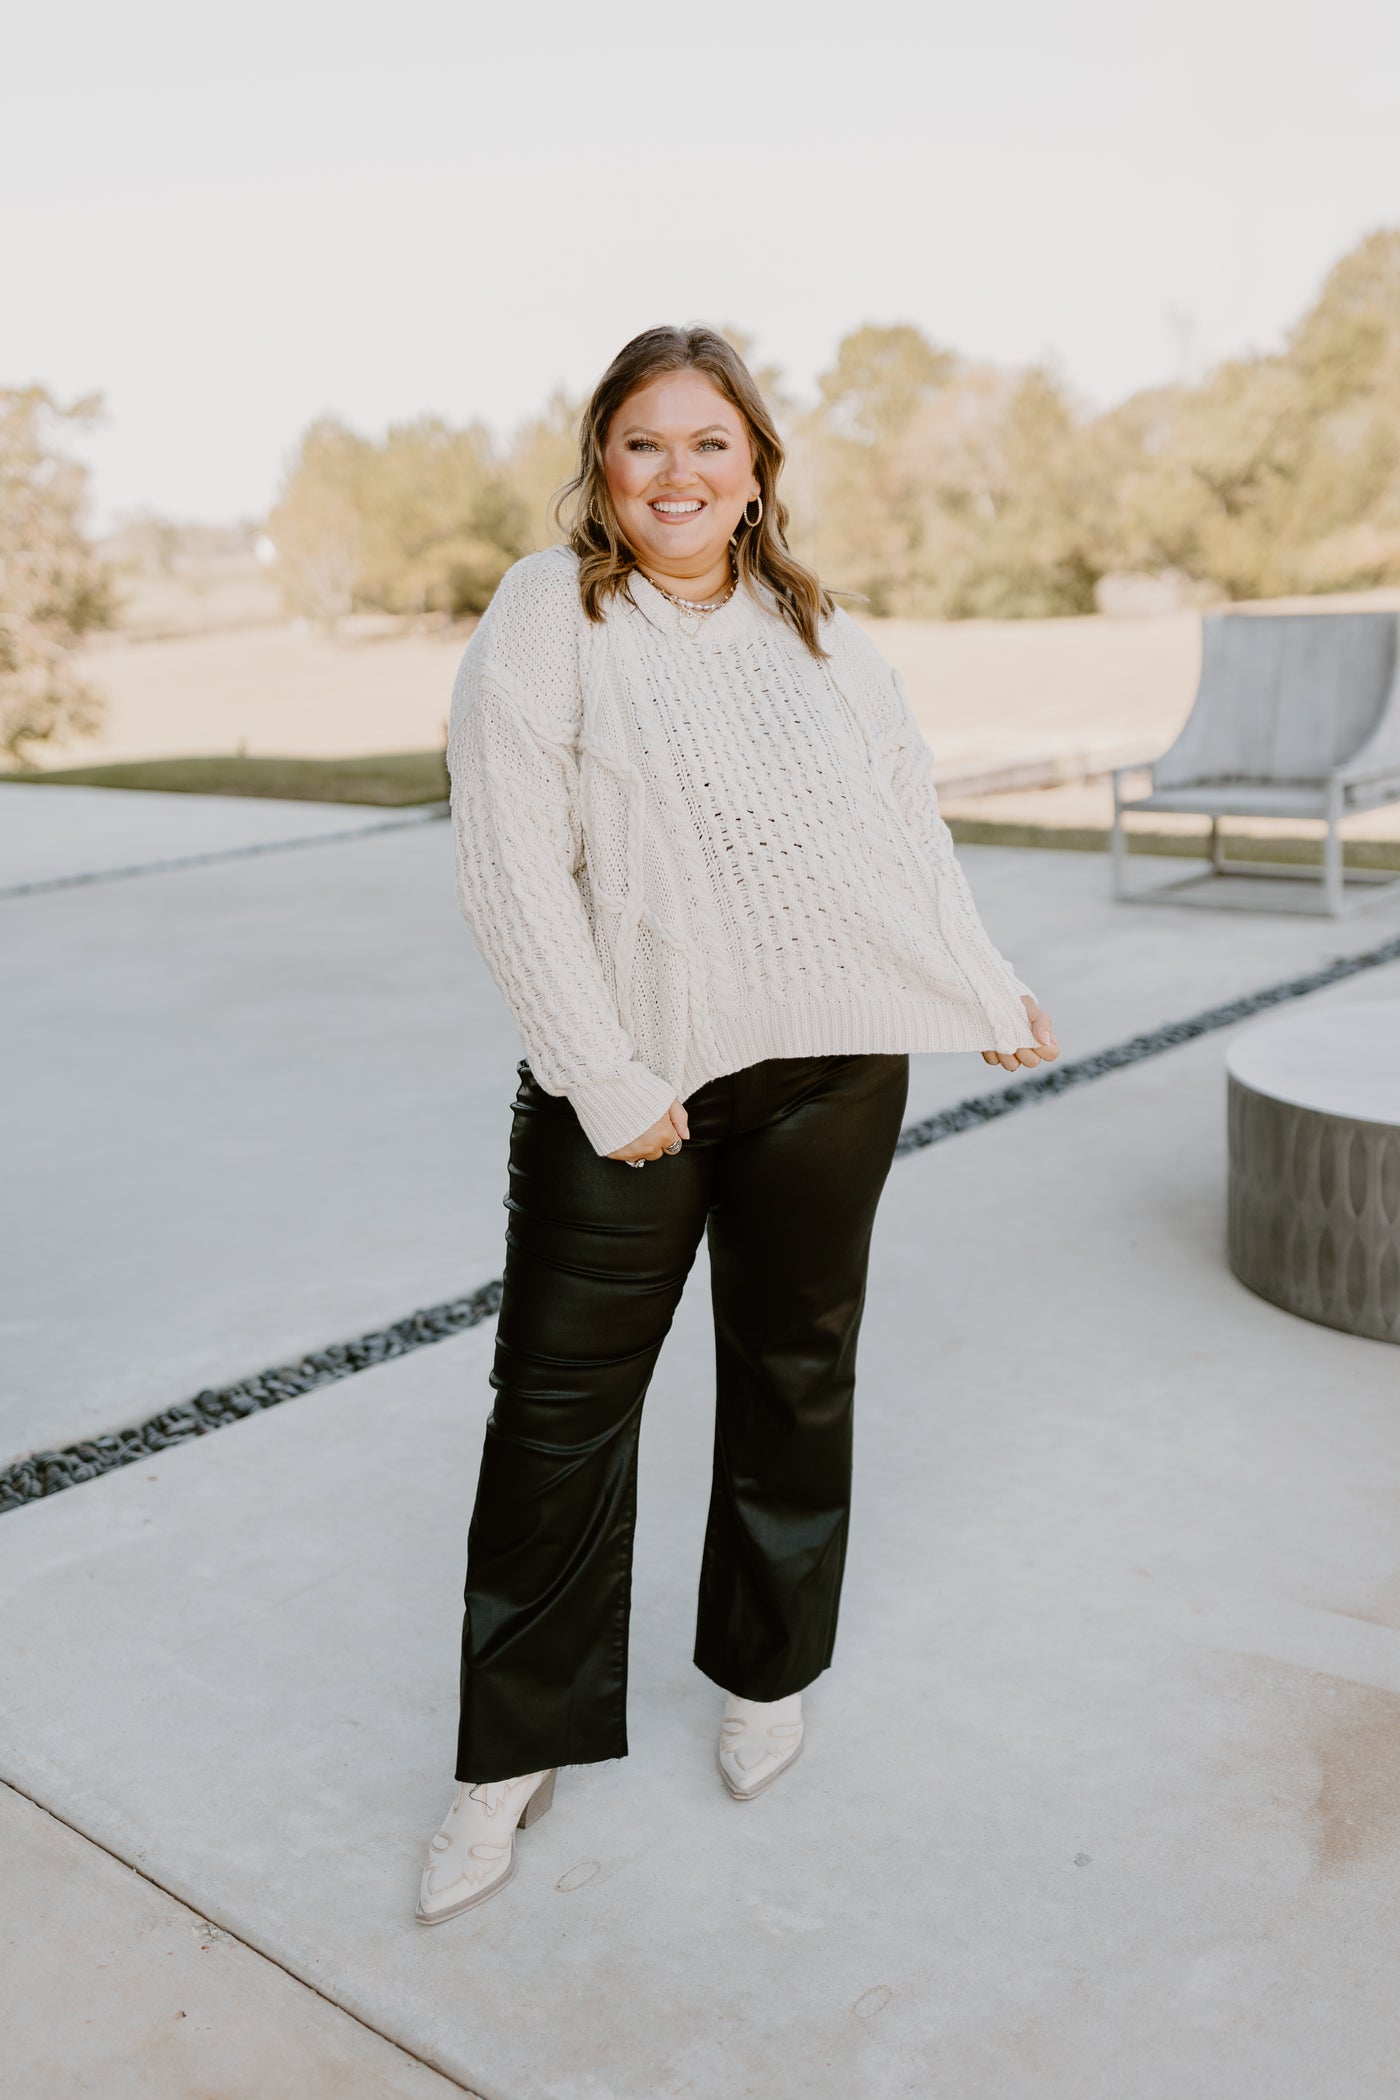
[1110,610,1400,916]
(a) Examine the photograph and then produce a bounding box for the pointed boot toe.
[415,1766,557,1925]
[716,1692,805,1802]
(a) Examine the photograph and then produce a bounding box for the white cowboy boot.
[717,1690,805,1800]
[416,1767,557,1924]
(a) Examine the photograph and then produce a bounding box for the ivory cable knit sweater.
[446,546,1039,1156]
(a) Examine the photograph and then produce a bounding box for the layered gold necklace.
[644,553,739,630]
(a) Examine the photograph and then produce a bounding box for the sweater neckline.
[626,564,769,645]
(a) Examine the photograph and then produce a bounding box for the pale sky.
[7,0,1398,531]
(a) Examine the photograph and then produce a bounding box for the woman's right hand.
[981,997,1059,1073]
[608,1099,690,1164]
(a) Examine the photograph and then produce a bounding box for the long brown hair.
[552,325,834,659]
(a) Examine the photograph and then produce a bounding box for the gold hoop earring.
[743,494,763,528]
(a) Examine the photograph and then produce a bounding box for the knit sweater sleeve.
[445,557,678,1157]
[879,665,1037,1005]
[825,609,1037,1007]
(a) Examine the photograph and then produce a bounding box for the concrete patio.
[4,782,1400,2098]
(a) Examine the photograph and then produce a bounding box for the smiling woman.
[603,382,758,605]
[557,324,833,655]
[418,323,1059,1929]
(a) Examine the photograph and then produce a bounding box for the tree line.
[3,228,1397,761]
[267,228,1400,625]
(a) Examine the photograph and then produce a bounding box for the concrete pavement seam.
[6,922,1399,1514]
[0,1775,490,2099]
[0,803,451,900]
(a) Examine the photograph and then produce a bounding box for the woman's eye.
[624,436,729,452]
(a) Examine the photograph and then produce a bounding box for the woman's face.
[601,369,761,579]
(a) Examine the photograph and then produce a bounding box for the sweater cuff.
[566,1063,679,1157]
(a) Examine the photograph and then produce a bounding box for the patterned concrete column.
[1227,1001,1400,1343]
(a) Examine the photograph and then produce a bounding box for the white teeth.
[652,501,702,514]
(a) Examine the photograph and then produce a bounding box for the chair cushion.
[1120,784,1332,817]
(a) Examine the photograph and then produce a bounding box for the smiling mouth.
[650,499,705,518]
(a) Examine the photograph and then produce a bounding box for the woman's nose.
[656,449,697,486]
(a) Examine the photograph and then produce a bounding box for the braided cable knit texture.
[866,666,1038,1005]
[447,547,1040,1156]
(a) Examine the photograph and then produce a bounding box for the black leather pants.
[455,1050,911,1783]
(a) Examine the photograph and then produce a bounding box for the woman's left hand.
[982,996,1059,1073]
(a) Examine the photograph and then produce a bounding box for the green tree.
[0,386,114,764]
[802,323,958,610]
[266,416,367,629]
[355,417,527,616]
[803,328,1096,616]
[1079,228,1400,601]
[269,412,529,621]
[817,323,955,444]
[938,368,1099,618]
[507,388,583,550]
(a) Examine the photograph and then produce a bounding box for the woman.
[417,325,1058,1925]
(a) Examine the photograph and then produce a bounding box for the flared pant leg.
[455,1051,909,1784]
[455,1061,714,1784]
[693,1052,910,1699]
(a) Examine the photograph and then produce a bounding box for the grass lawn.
[9,751,450,806]
[11,751,1400,869]
[947,817,1400,869]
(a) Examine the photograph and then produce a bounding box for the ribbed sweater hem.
[685,990,1036,1103]
[562,987,1038,1156]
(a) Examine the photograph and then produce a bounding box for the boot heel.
[519,1767,557,1828]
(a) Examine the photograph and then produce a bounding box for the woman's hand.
[608,1098,691,1164]
[982,996,1059,1074]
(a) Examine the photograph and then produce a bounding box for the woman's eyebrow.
[620,422,732,438]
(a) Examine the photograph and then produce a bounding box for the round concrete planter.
[1226,1001,1400,1344]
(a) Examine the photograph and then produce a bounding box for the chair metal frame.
[1110,611,1400,918]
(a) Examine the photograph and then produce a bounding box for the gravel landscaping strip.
[895,925,1400,1153]
[0,1281,501,1512]
[6,923,1400,1512]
